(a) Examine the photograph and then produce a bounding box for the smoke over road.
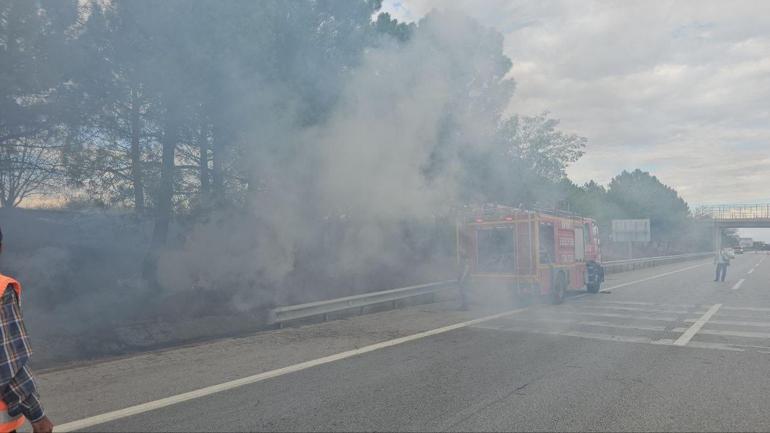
[0,6,515,366]
[1,2,705,369]
[156,10,513,310]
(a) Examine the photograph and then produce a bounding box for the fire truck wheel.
[551,272,567,304]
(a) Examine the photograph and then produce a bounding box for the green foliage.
[0,0,80,134]
[0,0,81,206]
[497,112,586,181]
[374,12,415,42]
[558,169,710,253]
[463,112,586,208]
[0,1,709,257]
[606,169,690,240]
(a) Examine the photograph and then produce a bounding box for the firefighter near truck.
[457,205,604,305]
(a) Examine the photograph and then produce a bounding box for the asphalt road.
[38,253,770,431]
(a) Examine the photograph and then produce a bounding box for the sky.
[382,0,770,210]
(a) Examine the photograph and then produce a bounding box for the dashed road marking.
[723,305,770,312]
[600,262,709,293]
[473,325,674,346]
[497,316,669,332]
[674,304,722,346]
[685,319,770,328]
[731,279,746,291]
[687,341,745,352]
[570,304,702,315]
[686,328,770,340]
[584,300,700,309]
[555,310,680,322]
[720,342,770,351]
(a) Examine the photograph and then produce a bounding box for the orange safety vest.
[0,274,25,433]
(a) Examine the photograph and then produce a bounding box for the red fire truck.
[457,204,604,304]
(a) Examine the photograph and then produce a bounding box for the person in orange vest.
[0,227,53,433]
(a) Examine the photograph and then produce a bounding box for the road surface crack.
[437,378,540,431]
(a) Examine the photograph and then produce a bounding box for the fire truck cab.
[457,205,604,304]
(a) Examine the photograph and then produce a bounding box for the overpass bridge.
[694,204,770,250]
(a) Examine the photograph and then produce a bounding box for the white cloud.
[382,0,770,205]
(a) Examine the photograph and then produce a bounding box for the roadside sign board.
[611,219,651,242]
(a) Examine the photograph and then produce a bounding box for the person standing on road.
[0,226,53,433]
[714,247,730,282]
[457,252,471,311]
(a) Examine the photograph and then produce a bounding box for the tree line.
[2,0,708,269]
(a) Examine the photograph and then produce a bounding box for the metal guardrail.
[269,280,457,326]
[270,252,715,326]
[603,252,713,274]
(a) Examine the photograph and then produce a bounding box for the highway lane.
[38,253,770,431]
[40,258,712,427]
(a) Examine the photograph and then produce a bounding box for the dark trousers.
[715,263,727,281]
[458,281,469,310]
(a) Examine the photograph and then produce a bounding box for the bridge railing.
[695,204,770,221]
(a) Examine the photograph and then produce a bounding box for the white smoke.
[156,11,514,309]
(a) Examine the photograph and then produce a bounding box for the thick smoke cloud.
[156,11,513,310]
[0,5,520,367]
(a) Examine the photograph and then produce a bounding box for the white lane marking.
[720,342,770,351]
[685,319,770,328]
[477,325,747,353]
[570,304,701,315]
[723,305,770,312]
[686,341,745,352]
[748,268,754,274]
[56,307,529,432]
[674,304,722,346]
[579,300,700,309]
[556,310,680,322]
[55,261,713,432]
[731,279,746,291]
[600,262,709,293]
[473,325,674,346]
[500,316,669,332]
[687,328,770,340]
